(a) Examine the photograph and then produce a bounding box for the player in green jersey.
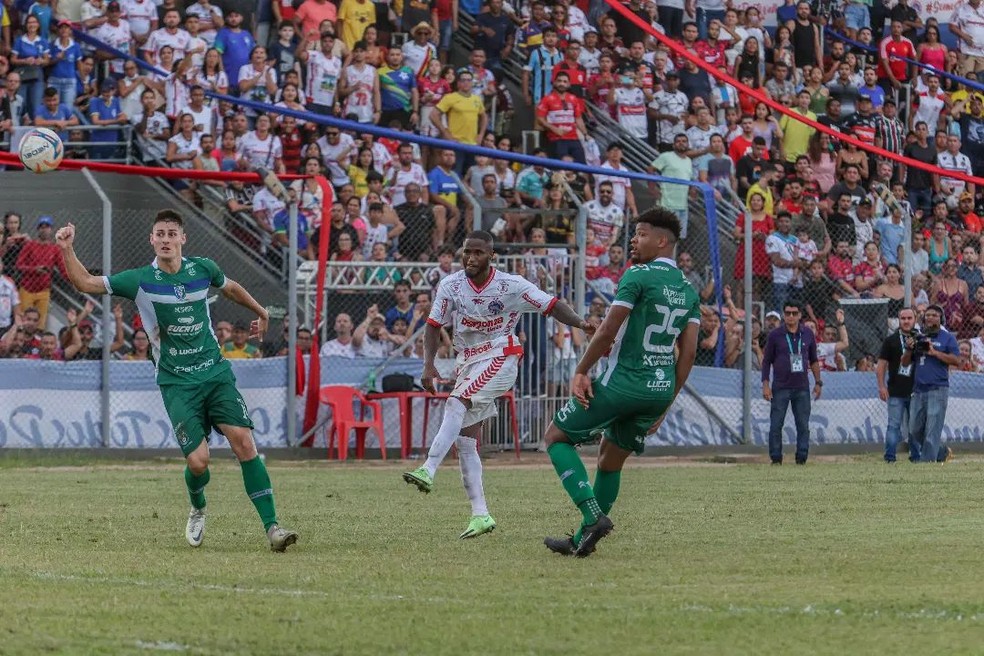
[542,207,700,557]
[55,210,298,552]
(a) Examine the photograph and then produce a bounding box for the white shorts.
[452,355,520,428]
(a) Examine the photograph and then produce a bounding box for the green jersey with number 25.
[598,257,701,398]
[103,257,231,386]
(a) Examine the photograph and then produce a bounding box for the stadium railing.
[3,124,134,164]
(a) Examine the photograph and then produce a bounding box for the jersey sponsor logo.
[173,358,215,373]
[170,345,204,356]
[175,422,190,446]
[648,379,672,391]
[174,305,194,313]
[462,341,495,359]
[174,284,186,300]
[166,320,205,335]
[489,299,505,314]
[177,316,195,324]
[521,293,542,309]
[643,354,674,367]
[472,298,485,305]
[461,316,504,331]
[662,286,688,306]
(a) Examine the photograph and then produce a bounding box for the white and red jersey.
[93,20,132,75]
[583,199,625,245]
[123,0,157,38]
[613,86,647,139]
[144,27,192,61]
[306,51,343,107]
[594,162,633,213]
[342,63,377,123]
[536,92,583,142]
[428,269,557,366]
[912,90,947,132]
[184,2,224,43]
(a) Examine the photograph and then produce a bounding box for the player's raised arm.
[545,297,595,336]
[220,278,270,341]
[54,223,109,295]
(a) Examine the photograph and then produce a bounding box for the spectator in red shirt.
[827,240,860,297]
[552,40,587,98]
[15,216,68,330]
[535,71,587,163]
[877,20,915,92]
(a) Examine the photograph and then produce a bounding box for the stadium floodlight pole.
[81,167,113,447]
[742,189,753,444]
[257,166,298,447]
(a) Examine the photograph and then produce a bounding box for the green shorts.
[553,382,670,455]
[160,369,254,457]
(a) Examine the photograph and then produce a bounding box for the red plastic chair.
[319,386,386,460]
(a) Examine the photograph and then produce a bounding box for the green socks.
[574,469,621,545]
[548,442,602,525]
[240,456,278,531]
[184,466,210,510]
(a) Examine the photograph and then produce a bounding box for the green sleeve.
[613,266,644,309]
[104,268,141,300]
[198,257,227,289]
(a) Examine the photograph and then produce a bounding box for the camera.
[912,328,932,355]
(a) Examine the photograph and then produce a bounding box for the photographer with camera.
[876,307,917,463]
[906,305,959,463]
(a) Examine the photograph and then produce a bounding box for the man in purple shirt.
[761,302,824,465]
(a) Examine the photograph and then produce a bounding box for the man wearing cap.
[15,217,68,330]
[907,304,958,462]
[402,22,438,78]
[221,320,263,358]
[92,2,134,77]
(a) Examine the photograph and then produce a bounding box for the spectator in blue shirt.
[33,86,79,142]
[761,302,823,465]
[384,280,414,332]
[10,15,50,119]
[908,305,960,462]
[214,9,256,92]
[88,79,129,159]
[27,0,54,42]
[49,21,83,109]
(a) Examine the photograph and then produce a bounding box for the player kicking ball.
[543,208,699,557]
[402,230,593,539]
[56,211,298,552]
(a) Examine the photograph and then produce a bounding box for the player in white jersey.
[339,45,380,123]
[402,231,593,539]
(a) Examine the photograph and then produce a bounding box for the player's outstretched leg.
[225,425,298,552]
[456,435,496,539]
[403,397,469,493]
[544,422,613,557]
[184,464,210,548]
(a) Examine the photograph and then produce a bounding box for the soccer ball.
[19,127,64,174]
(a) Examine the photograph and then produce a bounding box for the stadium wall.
[5,359,984,449]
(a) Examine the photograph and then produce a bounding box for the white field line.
[680,602,984,622]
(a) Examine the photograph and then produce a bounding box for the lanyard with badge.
[787,331,804,373]
[897,331,912,377]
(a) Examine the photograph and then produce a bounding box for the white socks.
[456,435,488,516]
[423,397,467,478]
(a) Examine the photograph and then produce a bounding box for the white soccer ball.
[19,127,65,174]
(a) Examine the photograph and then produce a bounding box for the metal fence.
[3,124,135,164]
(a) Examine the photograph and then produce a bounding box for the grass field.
[2,454,984,655]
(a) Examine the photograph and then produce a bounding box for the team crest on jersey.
[155,269,163,280]
[174,284,186,300]
[488,299,504,314]
[175,423,189,446]
[498,281,509,294]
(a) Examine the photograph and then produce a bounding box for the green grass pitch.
[1,455,983,655]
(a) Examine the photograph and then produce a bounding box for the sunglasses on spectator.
[784,310,799,316]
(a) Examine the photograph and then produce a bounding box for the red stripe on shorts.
[460,356,507,400]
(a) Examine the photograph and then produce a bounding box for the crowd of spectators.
[5,0,984,376]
